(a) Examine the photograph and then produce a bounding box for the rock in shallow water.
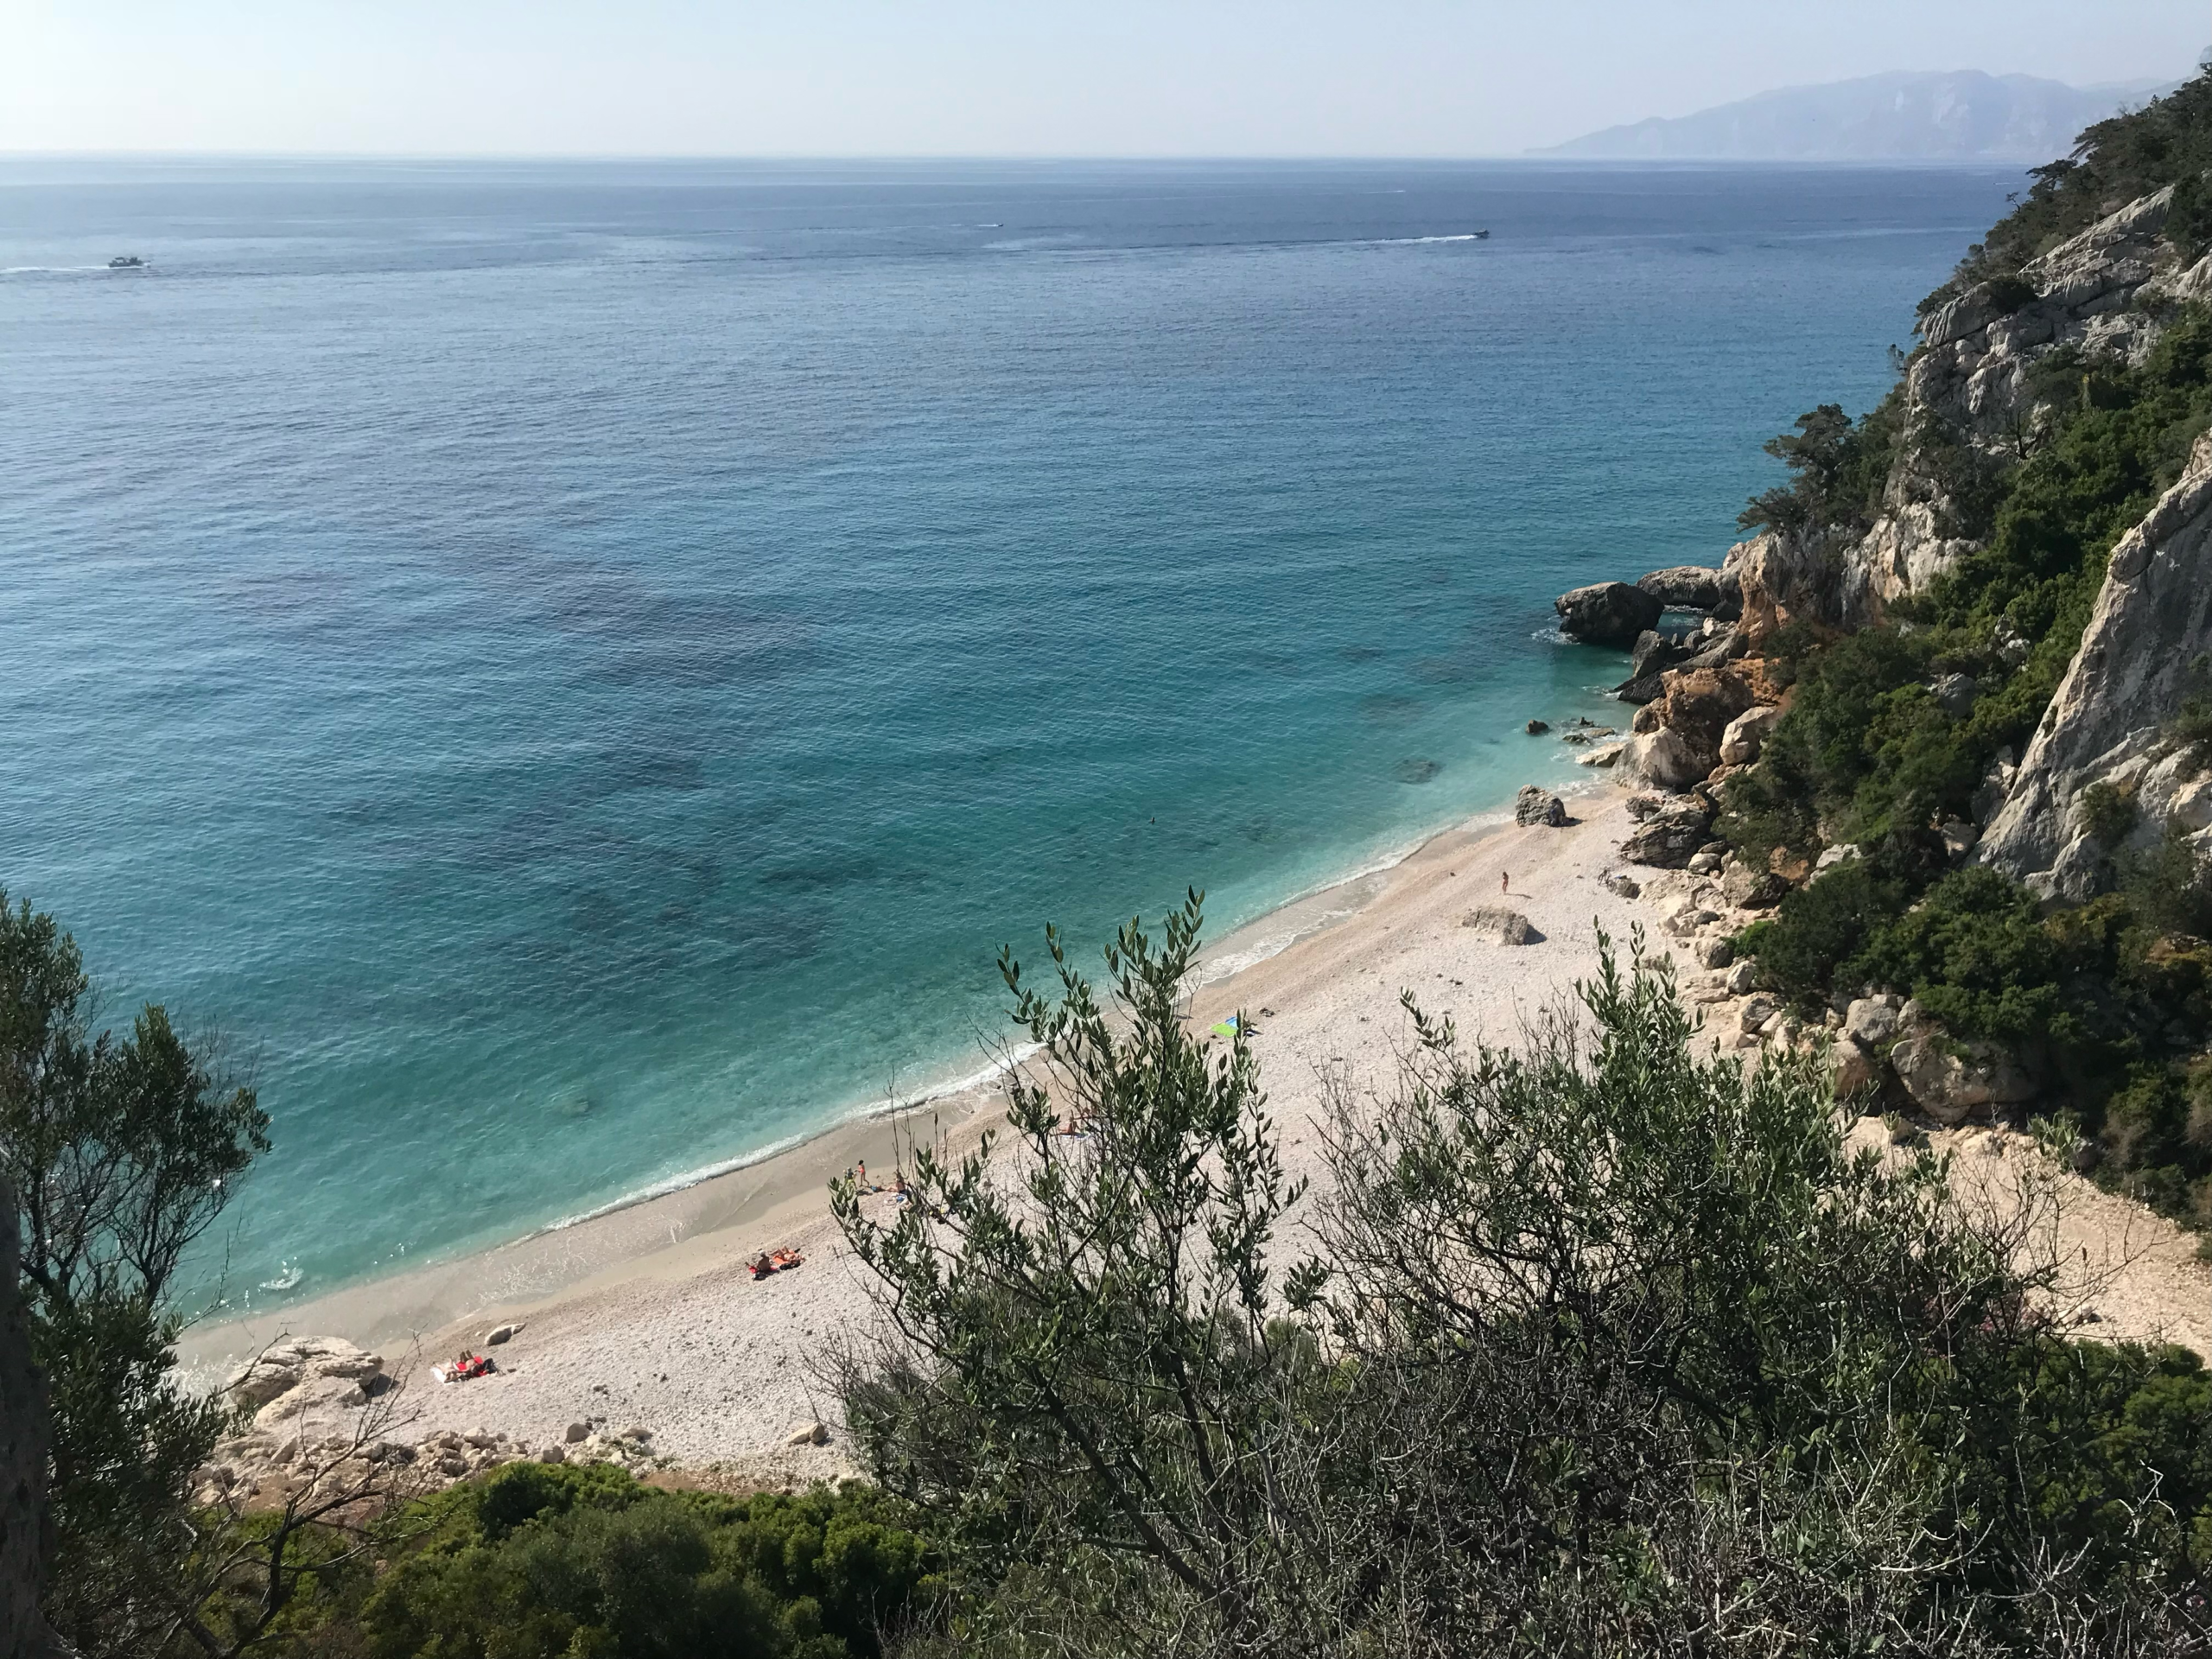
[1555,582,1664,649]
[1636,565,1731,612]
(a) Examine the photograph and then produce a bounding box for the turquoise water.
[0,160,2019,1306]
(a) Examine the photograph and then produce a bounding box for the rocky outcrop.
[1615,628,1695,702]
[1646,665,1757,776]
[200,1332,661,1510]
[1846,188,2197,623]
[1637,565,1735,613]
[1555,582,1664,648]
[1726,528,1858,650]
[1890,1021,2039,1124]
[230,1335,386,1413]
[1979,433,2212,901]
[1719,703,1784,767]
[1621,798,1713,868]
[0,1178,58,1659]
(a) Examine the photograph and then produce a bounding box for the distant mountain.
[1540,71,2176,163]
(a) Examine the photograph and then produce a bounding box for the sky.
[3,0,2207,157]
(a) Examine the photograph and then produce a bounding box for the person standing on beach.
[1501,871,1510,895]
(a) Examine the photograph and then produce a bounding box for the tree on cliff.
[0,890,269,1656]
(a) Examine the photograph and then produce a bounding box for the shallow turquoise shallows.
[0,159,2022,1307]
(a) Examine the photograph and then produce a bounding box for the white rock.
[1980,431,2212,897]
[1625,727,1706,791]
[787,1421,830,1446]
[227,1337,384,1410]
[1462,906,1535,945]
[1719,704,1783,767]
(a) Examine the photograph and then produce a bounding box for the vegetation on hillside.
[1930,67,2212,304]
[190,1464,938,1659]
[1720,69,2212,1230]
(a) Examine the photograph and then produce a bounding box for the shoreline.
[178,779,1632,1427]
[182,772,2212,1489]
[177,778,1558,1385]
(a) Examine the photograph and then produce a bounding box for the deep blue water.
[0,159,2021,1306]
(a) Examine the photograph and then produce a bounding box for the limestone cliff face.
[1979,433,2212,899]
[1736,188,2212,640]
[1848,188,2212,623]
[0,1177,56,1658]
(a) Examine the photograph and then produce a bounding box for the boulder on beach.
[1463,906,1537,945]
[1554,582,1664,648]
[1621,799,1713,868]
[1514,785,1569,828]
[227,1336,385,1411]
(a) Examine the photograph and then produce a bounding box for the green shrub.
[2080,782,2141,849]
[843,919,2212,1654]
[1738,394,1902,537]
[207,1466,939,1659]
[1942,67,2212,290]
[1736,860,1908,1008]
[1846,867,2067,1046]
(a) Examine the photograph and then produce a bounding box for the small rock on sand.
[485,1323,523,1346]
[564,1421,589,1443]
[787,1421,830,1446]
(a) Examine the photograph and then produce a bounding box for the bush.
[1737,861,1908,1008]
[1738,395,1902,537]
[838,916,2212,1654]
[1845,867,2068,1045]
[213,1465,939,1659]
[2080,781,2141,849]
[1942,67,2212,290]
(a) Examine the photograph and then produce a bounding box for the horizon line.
[0,149,2050,168]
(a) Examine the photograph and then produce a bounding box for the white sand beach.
[181,785,2212,1491]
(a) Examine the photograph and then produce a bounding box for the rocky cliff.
[1732,186,2212,645]
[1548,74,2212,1130]
[1979,432,2212,899]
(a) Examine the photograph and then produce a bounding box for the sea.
[0,158,2024,1309]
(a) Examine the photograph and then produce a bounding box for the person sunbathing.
[753,1248,804,1278]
